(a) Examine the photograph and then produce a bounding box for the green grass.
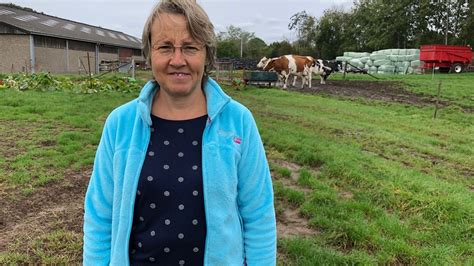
[0,72,473,263]
[226,73,473,264]
[331,72,474,109]
[0,90,136,188]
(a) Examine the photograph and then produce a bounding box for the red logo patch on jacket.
[233,137,241,144]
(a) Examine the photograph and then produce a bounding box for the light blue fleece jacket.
[83,78,276,265]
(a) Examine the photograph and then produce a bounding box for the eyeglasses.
[152,44,204,57]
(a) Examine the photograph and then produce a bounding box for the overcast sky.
[2,0,353,44]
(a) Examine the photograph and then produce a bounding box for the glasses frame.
[152,43,205,57]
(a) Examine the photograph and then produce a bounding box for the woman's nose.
[169,48,186,66]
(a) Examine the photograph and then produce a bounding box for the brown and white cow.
[257,55,313,89]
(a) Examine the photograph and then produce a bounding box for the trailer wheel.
[452,63,464,73]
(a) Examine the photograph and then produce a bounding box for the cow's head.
[330,60,343,73]
[257,57,270,69]
[321,60,344,76]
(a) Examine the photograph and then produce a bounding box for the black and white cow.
[311,59,342,84]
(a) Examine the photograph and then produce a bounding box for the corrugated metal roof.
[0,4,141,49]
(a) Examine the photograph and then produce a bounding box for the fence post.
[87,52,93,90]
[131,58,135,79]
[433,80,442,119]
[343,62,347,80]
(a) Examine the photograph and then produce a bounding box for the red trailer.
[420,45,473,73]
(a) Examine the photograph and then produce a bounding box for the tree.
[216,40,240,58]
[349,0,471,50]
[315,8,350,59]
[217,25,255,58]
[288,11,317,52]
[246,37,267,59]
[459,1,474,46]
[267,41,293,57]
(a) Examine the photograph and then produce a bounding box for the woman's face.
[150,13,207,98]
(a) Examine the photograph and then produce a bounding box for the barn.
[0,4,144,74]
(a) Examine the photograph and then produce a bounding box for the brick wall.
[68,49,97,74]
[35,46,67,73]
[0,35,31,73]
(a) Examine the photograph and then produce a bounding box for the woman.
[83,0,276,265]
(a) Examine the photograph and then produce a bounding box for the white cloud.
[3,0,353,43]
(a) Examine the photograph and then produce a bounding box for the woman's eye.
[158,46,173,51]
[183,46,199,54]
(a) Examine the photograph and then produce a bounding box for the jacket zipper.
[124,124,151,264]
[202,117,211,266]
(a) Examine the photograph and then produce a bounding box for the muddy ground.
[0,121,89,261]
[249,79,452,108]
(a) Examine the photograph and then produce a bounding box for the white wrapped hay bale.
[336,56,352,62]
[405,54,419,61]
[336,48,421,74]
[406,49,420,55]
[389,55,406,62]
[344,52,371,58]
[378,65,395,74]
[410,60,421,67]
[373,59,392,66]
[379,49,393,55]
[370,54,389,61]
[396,62,410,74]
[359,57,371,64]
[349,59,364,68]
[369,66,378,74]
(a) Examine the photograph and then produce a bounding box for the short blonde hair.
[142,0,216,77]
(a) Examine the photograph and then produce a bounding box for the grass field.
[0,72,473,264]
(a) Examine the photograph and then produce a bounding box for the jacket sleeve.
[83,113,117,265]
[237,110,276,266]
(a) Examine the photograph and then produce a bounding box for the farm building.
[0,4,144,74]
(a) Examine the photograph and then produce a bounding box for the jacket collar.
[137,77,230,126]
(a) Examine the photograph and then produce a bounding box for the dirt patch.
[0,119,91,253]
[339,191,354,199]
[276,200,318,238]
[0,120,30,159]
[269,159,319,238]
[0,169,90,252]
[273,160,302,173]
[286,80,449,108]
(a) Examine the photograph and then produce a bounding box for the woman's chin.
[162,84,199,97]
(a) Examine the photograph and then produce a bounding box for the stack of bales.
[336,49,421,74]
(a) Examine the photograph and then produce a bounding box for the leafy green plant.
[3,73,143,94]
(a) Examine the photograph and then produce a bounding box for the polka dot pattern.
[129,114,207,265]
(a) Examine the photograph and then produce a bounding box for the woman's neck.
[151,88,207,120]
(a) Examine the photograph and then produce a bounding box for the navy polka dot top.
[129,114,208,265]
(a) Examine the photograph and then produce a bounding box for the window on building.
[0,23,26,34]
[68,40,95,52]
[133,49,142,57]
[100,45,118,54]
[34,35,66,49]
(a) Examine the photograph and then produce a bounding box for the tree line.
[217,0,473,60]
